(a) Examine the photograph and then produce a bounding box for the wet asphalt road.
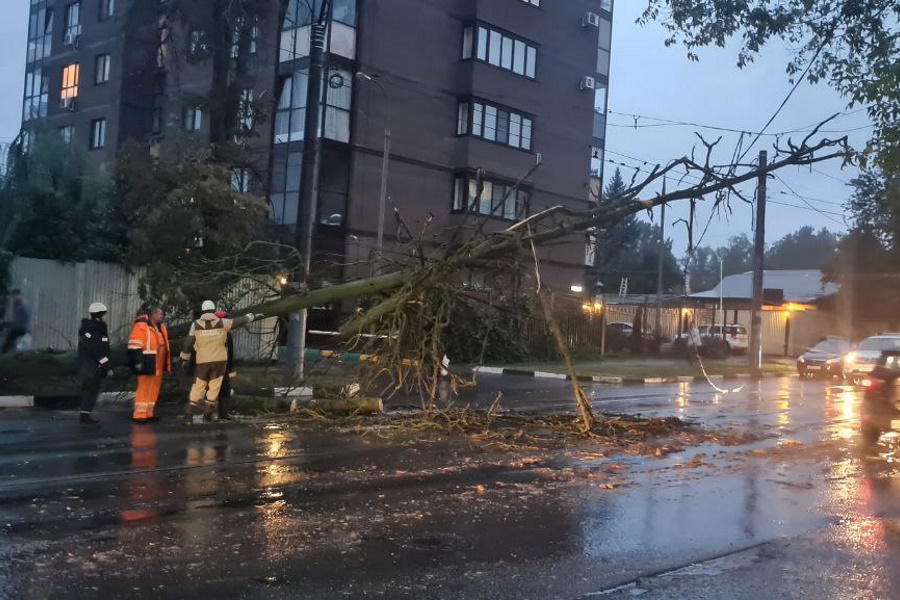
[2,375,900,599]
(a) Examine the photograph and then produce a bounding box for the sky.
[0,1,871,256]
[606,2,871,258]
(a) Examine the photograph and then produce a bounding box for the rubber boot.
[203,403,215,423]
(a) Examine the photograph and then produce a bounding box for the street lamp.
[356,71,392,267]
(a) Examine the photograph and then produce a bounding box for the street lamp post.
[717,251,725,341]
[356,72,391,267]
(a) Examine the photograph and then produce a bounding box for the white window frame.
[90,118,106,150]
[94,53,110,84]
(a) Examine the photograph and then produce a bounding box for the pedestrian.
[77,302,112,425]
[128,305,171,423]
[687,320,703,366]
[180,301,259,424]
[213,310,238,420]
[2,289,31,353]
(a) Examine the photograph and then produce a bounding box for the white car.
[844,334,900,383]
[699,324,749,354]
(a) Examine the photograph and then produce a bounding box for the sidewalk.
[475,357,797,385]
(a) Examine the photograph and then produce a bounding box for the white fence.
[8,257,278,360]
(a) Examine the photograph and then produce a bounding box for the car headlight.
[845,352,857,366]
[798,356,806,363]
[826,358,838,364]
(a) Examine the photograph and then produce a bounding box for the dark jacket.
[77,318,111,380]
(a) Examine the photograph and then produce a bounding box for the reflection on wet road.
[1,376,900,599]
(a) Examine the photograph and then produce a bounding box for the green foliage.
[825,171,900,323]
[444,296,539,364]
[765,226,838,269]
[0,133,124,261]
[600,220,682,294]
[115,144,270,314]
[642,0,900,169]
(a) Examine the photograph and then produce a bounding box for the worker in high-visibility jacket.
[128,305,171,423]
[180,300,259,423]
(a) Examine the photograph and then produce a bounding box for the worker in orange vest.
[128,305,171,423]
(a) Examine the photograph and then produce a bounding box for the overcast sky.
[0,1,870,257]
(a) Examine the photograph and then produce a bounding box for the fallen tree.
[0,126,849,429]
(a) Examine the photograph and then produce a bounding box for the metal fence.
[8,257,278,360]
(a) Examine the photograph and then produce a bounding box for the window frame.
[451,173,530,221]
[457,98,534,152]
[183,106,203,132]
[60,62,79,100]
[98,0,114,21]
[462,23,538,80]
[94,53,110,85]
[89,118,106,150]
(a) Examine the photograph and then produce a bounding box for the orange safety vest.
[128,317,172,376]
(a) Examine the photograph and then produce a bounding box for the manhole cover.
[406,533,472,552]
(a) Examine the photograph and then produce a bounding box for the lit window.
[58,125,74,144]
[183,106,203,132]
[61,63,79,99]
[453,175,529,221]
[94,54,110,84]
[99,0,114,20]
[463,24,537,79]
[90,118,106,149]
[459,100,533,150]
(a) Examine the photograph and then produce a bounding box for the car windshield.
[810,338,849,354]
[859,337,900,351]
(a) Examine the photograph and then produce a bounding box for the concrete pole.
[749,150,768,373]
[654,178,666,339]
[289,0,331,381]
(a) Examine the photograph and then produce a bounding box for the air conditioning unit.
[580,76,596,91]
[60,97,75,110]
[64,32,77,46]
[583,12,601,27]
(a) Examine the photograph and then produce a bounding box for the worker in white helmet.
[77,302,113,424]
[180,300,260,423]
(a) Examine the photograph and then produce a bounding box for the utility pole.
[289,0,332,380]
[749,150,768,374]
[654,177,667,338]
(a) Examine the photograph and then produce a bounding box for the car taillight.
[863,378,881,390]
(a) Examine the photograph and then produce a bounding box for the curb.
[473,366,798,385]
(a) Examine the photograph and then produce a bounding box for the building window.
[238,89,254,132]
[61,63,79,100]
[151,107,162,134]
[183,106,203,132]
[519,0,540,4]
[27,6,54,63]
[157,17,170,68]
[188,29,211,59]
[597,17,612,77]
[593,85,607,140]
[22,68,48,121]
[58,125,74,144]
[281,0,357,62]
[64,2,81,43]
[275,68,352,144]
[462,24,537,79]
[90,118,106,150]
[590,147,604,178]
[231,169,251,194]
[99,0,114,20]
[600,0,613,12]
[94,54,110,84]
[452,175,529,221]
[458,100,533,151]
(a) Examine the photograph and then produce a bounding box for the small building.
[689,270,840,356]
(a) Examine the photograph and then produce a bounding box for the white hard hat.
[201,300,216,312]
[89,302,108,314]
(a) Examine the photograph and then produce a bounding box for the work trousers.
[188,362,227,414]
[134,374,163,420]
[80,376,102,413]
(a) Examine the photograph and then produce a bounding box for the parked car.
[861,350,900,444]
[698,324,749,355]
[606,322,634,335]
[844,334,900,384]
[796,336,851,378]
